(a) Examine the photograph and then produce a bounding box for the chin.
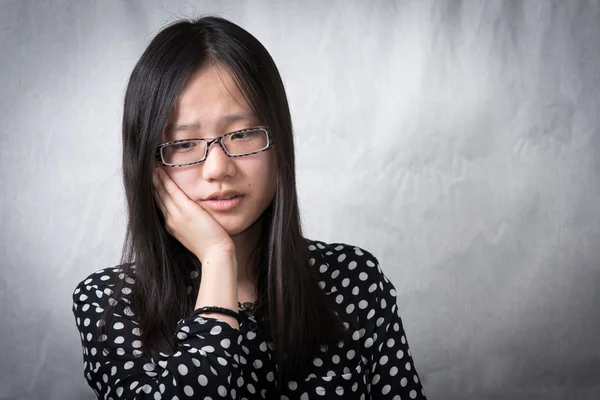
[216,217,254,237]
[220,214,264,238]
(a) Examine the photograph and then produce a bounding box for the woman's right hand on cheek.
[152,166,235,262]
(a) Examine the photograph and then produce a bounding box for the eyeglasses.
[155,126,273,167]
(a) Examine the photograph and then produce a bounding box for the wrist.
[200,250,237,269]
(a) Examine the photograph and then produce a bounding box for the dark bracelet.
[192,306,241,323]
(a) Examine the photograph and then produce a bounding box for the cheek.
[163,168,199,197]
[241,153,277,190]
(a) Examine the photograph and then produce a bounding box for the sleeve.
[363,258,427,400]
[72,275,242,399]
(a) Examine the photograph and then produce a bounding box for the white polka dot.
[178,364,188,376]
[210,325,222,335]
[401,377,408,386]
[338,254,346,262]
[313,358,323,367]
[410,389,417,399]
[124,361,134,370]
[143,363,154,371]
[198,374,208,386]
[359,272,368,281]
[382,384,391,394]
[183,385,193,396]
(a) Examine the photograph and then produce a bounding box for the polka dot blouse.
[72,239,427,399]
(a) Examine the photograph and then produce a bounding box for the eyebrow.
[165,112,258,134]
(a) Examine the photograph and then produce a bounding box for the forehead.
[164,63,257,136]
[179,63,248,110]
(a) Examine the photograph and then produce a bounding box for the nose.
[201,141,236,182]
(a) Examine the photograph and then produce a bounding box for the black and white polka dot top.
[72,239,427,399]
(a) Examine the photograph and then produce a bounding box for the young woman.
[72,16,426,400]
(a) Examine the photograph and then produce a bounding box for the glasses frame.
[155,126,273,167]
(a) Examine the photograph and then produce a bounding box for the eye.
[174,141,196,151]
[231,132,246,140]
[231,130,259,140]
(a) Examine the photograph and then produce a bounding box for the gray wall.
[1,1,599,399]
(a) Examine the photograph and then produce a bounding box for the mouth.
[208,194,240,200]
[202,194,244,211]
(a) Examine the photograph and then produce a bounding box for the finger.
[154,167,189,210]
[153,185,167,216]
[152,167,176,210]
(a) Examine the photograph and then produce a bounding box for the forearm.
[195,251,239,329]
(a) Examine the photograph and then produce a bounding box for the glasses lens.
[222,129,269,155]
[161,140,207,165]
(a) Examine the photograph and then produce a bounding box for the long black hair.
[100,16,350,382]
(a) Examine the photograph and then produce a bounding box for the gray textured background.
[1,1,599,399]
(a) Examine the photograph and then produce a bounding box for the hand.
[152,166,235,262]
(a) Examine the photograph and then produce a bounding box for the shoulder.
[305,238,391,294]
[72,264,136,311]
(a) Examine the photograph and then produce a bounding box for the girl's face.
[159,63,277,236]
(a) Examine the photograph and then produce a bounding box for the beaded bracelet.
[192,306,241,323]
